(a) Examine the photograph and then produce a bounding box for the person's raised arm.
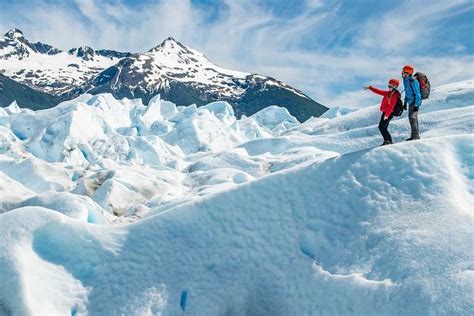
[365,85,388,96]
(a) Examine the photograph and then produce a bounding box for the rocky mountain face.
[0,73,60,110]
[0,29,327,121]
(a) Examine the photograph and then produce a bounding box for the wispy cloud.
[0,0,473,108]
[355,0,470,53]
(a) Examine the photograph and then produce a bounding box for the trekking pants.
[378,113,394,142]
[408,104,420,139]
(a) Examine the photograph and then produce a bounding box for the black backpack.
[392,91,404,116]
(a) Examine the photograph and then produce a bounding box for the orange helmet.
[388,79,400,87]
[402,65,414,75]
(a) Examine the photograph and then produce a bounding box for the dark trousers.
[408,104,420,138]
[378,113,394,142]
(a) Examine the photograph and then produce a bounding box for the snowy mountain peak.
[68,46,95,60]
[0,28,62,59]
[4,28,24,39]
[148,36,190,54]
[69,46,94,54]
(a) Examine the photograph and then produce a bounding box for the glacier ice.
[0,80,473,314]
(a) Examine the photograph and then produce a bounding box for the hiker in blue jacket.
[402,65,422,140]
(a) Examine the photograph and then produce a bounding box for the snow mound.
[0,79,473,314]
[0,155,72,193]
[17,192,111,224]
[1,135,472,314]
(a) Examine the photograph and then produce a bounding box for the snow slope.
[0,80,473,315]
[0,29,120,95]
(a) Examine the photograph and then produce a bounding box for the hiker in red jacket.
[364,79,401,146]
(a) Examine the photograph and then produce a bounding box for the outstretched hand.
[363,86,370,90]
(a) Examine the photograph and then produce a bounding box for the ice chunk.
[199,101,235,122]
[5,100,21,115]
[0,107,9,117]
[0,171,35,212]
[250,105,299,130]
[142,94,163,128]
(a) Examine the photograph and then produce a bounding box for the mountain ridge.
[0,28,328,121]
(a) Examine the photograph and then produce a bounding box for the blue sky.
[1,0,473,107]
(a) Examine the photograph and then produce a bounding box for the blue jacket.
[403,75,422,107]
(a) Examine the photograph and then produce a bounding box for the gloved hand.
[413,106,419,112]
[403,102,407,110]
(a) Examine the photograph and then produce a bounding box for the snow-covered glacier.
[0,80,473,315]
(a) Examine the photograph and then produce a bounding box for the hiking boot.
[406,136,420,141]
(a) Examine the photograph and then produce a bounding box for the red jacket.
[368,86,400,116]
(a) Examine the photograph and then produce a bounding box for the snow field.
[0,80,473,314]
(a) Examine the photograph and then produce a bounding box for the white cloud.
[2,2,92,49]
[355,0,470,54]
[306,0,325,10]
